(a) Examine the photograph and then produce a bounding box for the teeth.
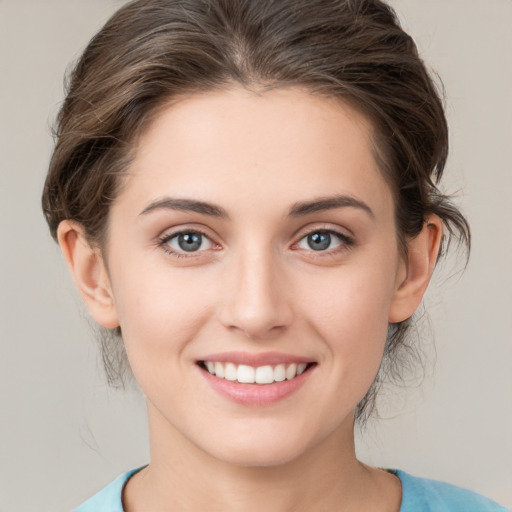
[274,364,286,382]
[255,365,274,384]
[225,363,237,381]
[286,363,297,380]
[237,365,255,383]
[203,361,310,384]
[214,362,225,378]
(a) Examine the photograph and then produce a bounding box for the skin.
[58,87,442,511]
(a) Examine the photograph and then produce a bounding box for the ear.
[389,215,443,323]
[57,220,120,329]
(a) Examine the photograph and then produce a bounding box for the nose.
[218,248,293,340]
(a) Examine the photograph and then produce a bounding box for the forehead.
[120,87,393,220]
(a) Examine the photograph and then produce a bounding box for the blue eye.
[297,230,347,252]
[165,231,213,253]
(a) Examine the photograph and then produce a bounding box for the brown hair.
[42,0,470,421]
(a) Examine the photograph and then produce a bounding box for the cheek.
[108,263,215,375]
[302,264,395,332]
[297,258,397,373]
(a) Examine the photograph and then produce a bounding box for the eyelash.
[157,228,354,259]
[293,229,355,256]
[157,229,216,259]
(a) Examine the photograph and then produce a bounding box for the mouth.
[197,360,316,385]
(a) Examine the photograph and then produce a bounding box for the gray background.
[1,1,511,510]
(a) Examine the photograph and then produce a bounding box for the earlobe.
[388,215,443,323]
[57,220,120,329]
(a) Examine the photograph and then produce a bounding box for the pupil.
[179,233,202,251]
[308,232,331,251]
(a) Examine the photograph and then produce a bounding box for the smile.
[197,352,316,405]
[200,361,309,384]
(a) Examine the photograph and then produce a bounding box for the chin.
[196,421,324,469]
[212,443,306,468]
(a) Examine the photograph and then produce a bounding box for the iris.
[178,232,202,252]
[307,232,331,251]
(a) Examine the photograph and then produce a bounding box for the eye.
[161,230,213,254]
[296,230,350,252]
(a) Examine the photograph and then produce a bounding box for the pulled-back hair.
[42,0,470,421]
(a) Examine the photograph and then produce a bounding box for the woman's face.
[102,87,407,466]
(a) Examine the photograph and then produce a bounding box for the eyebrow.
[288,195,374,218]
[139,194,374,219]
[139,198,229,218]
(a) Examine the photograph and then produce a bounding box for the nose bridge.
[219,240,292,339]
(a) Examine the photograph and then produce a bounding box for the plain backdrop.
[0,1,511,511]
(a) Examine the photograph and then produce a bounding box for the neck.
[123,404,400,512]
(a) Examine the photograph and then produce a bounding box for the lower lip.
[198,365,314,406]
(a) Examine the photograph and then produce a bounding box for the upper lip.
[198,351,314,367]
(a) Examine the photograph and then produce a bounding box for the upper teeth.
[204,362,308,384]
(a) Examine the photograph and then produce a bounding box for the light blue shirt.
[74,467,509,512]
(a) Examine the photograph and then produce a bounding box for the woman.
[41,0,508,510]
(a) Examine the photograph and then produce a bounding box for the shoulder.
[393,470,510,512]
[73,467,143,512]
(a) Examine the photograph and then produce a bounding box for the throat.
[124,431,387,512]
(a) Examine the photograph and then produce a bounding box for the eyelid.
[157,226,221,258]
[167,231,212,251]
[290,225,355,254]
[291,223,354,243]
[155,223,354,259]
